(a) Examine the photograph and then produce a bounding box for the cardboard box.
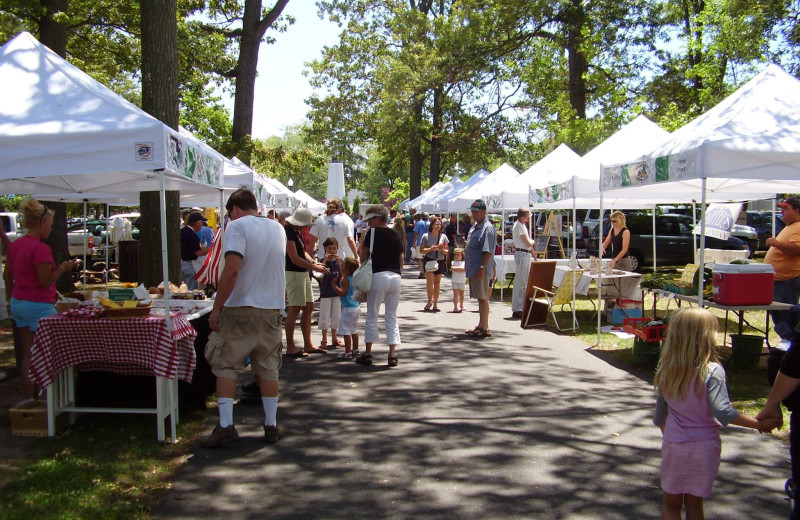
[712,264,774,306]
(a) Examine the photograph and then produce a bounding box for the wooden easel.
[533,211,565,259]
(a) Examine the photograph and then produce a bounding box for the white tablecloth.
[553,266,642,300]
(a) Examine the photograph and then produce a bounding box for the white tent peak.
[583,114,670,165]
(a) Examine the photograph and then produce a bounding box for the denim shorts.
[10,297,56,331]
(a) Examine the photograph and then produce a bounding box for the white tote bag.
[351,228,374,293]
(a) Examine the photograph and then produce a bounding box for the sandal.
[466,327,492,338]
[388,355,398,367]
[423,303,432,312]
[355,353,373,365]
[337,351,353,360]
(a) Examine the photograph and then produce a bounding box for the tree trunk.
[138,191,181,287]
[566,0,588,119]
[39,0,73,293]
[429,85,443,186]
[141,0,179,129]
[231,0,290,164]
[408,99,424,199]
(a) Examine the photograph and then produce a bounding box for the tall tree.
[139,0,180,287]
[37,0,74,294]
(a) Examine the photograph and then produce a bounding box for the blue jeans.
[404,231,414,262]
[772,276,800,339]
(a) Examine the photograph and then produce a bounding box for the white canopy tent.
[417,179,463,213]
[432,169,490,213]
[292,189,326,214]
[0,31,226,336]
[498,144,582,210]
[404,181,446,212]
[454,163,520,212]
[260,174,296,210]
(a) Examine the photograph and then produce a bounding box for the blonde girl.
[450,248,466,312]
[653,307,774,520]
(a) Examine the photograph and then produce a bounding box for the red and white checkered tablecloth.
[29,312,197,389]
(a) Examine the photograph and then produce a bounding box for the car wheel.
[629,250,644,272]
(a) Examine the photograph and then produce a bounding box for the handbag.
[352,289,368,303]
[351,228,375,293]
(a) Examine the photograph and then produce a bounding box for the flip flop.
[465,327,482,336]
[304,347,327,354]
[285,351,308,358]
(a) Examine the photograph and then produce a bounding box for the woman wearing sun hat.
[284,207,329,357]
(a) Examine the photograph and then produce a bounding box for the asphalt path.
[157,264,790,519]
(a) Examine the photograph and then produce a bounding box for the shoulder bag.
[351,228,374,293]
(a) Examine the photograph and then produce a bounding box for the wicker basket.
[10,399,67,437]
[104,303,152,320]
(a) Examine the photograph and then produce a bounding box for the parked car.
[587,212,750,272]
[67,213,140,258]
[738,210,786,250]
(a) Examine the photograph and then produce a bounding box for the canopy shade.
[0,32,223,197]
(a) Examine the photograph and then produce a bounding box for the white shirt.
[223,215,286,309]
[513,220,532,250]
[310,212,356,259]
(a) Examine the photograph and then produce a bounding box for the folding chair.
[526,269,581,331]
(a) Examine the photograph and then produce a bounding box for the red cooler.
[712,263,774,305]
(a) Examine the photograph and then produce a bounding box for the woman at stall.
[4,198,74,398]
[601,210,633,272]
[419,216,449,312]
[355,204,404,368]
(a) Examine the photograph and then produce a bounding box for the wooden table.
[29,310,196,441]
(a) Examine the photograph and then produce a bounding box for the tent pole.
[158,169,172,332]
[82,200,87,286]
[652,207,656,271]
[105,202,110,290]
[691,201,697,264]
[698,179,707,305]
[572,195,577,329]
[500,209,505,302]
[597,190,604,347]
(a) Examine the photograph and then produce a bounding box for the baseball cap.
[778,197,800,210]
[470,199,487,211]
[187,212,207,224]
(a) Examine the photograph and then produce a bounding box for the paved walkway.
[157,265,790,519]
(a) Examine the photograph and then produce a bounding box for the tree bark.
[565,0,588,119]
[408,99,424,199]
[141,0,179,129]
[138,191,181,287]
[231,0,290,163]
[39,0,74,293]
[429,86,443,186]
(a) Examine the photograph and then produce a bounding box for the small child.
[318,237,342,350]
[653,307,778,520]
[332,257,360,359]
[450,248,466,312]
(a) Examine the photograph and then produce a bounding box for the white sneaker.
[777,339,792,351]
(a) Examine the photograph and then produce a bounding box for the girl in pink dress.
[653,307,775,520]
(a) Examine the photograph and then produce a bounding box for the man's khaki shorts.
[286,270,314,307]
[205,307,283,381]
[469,273,491,300]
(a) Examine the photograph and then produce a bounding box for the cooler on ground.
[605,298,643,325]
[712,263,774,306]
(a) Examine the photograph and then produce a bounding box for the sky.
[220,3,342,140]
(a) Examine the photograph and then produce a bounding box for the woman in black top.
[601,210,633,272]
[355,204,404,367]
[285,208,328,356]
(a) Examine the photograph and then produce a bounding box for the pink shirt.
[7,235,57,303]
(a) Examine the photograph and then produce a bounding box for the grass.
[492,264,788,434]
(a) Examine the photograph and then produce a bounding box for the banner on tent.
[602,151,698,190]
[166,132,223,187]
[694,203,742,240]
[530,178,572,205]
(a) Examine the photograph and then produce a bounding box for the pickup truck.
[0,211,95,257]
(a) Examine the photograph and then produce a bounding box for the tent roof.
[496,144,583,210]
[602,65,800,198]
[0,31,223,196]
[450,164,519,212]
[433,168,490,212]
[293,189,326,213]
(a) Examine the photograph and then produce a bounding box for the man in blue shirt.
[464,200,496,337]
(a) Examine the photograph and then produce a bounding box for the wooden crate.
[10,399,66,437]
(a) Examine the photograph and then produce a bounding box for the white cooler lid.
[713,263,774,274]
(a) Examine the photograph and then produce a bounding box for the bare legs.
[285,301,318,353]
[425,272,443,309]
[19,326,36,399]
[662,492,703,520]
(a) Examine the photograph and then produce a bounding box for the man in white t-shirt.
[309,198,358,261]
[511,208,535,319]
[203,189,287,447]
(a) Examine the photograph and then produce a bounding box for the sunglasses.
[40,205,50,222]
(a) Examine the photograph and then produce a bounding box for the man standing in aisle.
[511,208,535,319]
[180,212,210,290]
[203,189,287,446]
[413,212,430,278]
[309,198,358,261]
[464,199,496,338]
[764,196,800,350]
